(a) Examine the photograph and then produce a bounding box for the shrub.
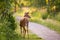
[42,13,48,19]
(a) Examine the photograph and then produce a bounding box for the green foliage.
[31,0,46,7]
[0,0,19,40]
[7,13,16,30]
[46,0,60,18]
[17,0,46,7]
[54,12,60,21]
[54,0,60,12]
[42,13,48,19]
[0,25,20,40]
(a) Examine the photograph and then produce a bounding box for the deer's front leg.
[27,22,29,39]
[20,27,23,36]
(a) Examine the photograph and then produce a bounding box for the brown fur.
[20,17,29,38]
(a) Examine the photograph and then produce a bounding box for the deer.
[20,12,31,38]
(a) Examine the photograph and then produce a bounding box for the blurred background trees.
[17,0,60,21]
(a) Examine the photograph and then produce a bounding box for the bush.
[0,12,18,40]
[0,20,20,40]
[42,13,48,19]
[7,13,17,30]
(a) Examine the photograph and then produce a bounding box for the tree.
[0,0,20,40]
[45,0,60,17]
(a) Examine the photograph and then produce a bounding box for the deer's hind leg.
[23,26,26,38]
[20,26,23,37]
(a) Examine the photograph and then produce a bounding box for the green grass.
[15,30,43,40]
[19,33,42,40]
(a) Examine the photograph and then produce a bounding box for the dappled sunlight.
[46,0,48,4]
[52,5,56,11]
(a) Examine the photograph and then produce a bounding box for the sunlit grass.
[20,34,42,40]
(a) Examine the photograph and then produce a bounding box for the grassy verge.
[19,33,42,40]
[15,27,43,40]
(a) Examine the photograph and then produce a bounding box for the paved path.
[15,16,60,40]
[29,22,60,40]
